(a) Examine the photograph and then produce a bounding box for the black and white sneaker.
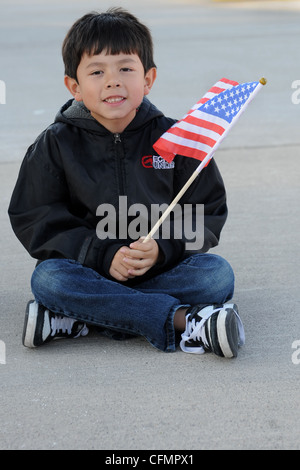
[180,303,245,358]
[22,300,89,348]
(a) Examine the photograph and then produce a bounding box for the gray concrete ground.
[0,0,300,450]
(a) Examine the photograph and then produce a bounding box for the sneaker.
[22,300,89,348]
[180,303,245,358]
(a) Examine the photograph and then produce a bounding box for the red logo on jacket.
[142,155,175,169]
[141,155,153,168]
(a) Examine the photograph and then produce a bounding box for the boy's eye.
[91,70,103,76]
[121,67,132,72]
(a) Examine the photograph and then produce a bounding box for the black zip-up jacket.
[8,97,228,283]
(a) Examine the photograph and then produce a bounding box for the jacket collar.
[55,97,163,135]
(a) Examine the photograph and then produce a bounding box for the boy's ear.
[64,76,82,101]
[144,67,157,96]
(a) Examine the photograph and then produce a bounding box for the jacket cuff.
[156,238,185,270]
[100,243,126,278]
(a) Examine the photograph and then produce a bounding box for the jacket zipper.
[114,133,121,144]
[113,133,125,195]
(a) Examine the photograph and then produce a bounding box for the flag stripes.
[153,78,259,163]
[187,78,239,112]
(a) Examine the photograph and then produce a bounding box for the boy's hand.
[109,238,161,281]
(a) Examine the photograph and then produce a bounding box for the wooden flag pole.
[143,78,267,243]
[143,154,211,242]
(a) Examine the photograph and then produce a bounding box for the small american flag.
[153,78,260,163]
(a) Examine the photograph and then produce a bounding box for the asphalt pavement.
[0,0,299,450]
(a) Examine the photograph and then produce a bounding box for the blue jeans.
[31,253,234,352]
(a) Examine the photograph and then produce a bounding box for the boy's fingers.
[111,267,135,281]
[123,257,152,268]
[110,268,128,282]
[129,237,151,251]
[124,250,145,260]
[128,267,148,277]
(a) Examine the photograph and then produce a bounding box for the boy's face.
[65,51,156,133]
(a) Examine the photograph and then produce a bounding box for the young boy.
[8,8,245,357]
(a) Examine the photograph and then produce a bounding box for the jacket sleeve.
[8,129,119,276]
[154,154,228,271]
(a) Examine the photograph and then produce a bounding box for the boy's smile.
[65,52,156,133]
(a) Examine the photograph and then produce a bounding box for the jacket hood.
[55,97,164,134]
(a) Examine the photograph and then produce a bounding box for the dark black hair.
[62,7,156,80]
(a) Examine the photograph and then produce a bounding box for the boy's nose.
[106,75,121,88]
[107,82,120,88]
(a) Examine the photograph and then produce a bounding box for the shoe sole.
[215,307,239,358]
[22,301,38,348]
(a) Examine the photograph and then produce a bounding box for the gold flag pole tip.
[259,77,267,85]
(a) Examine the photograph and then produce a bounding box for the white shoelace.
[181,305,245,354]
[181,307,218,354]
[50,315,89,338]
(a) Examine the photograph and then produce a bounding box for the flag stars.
[153,79,261,164]
[198,81,259,124]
